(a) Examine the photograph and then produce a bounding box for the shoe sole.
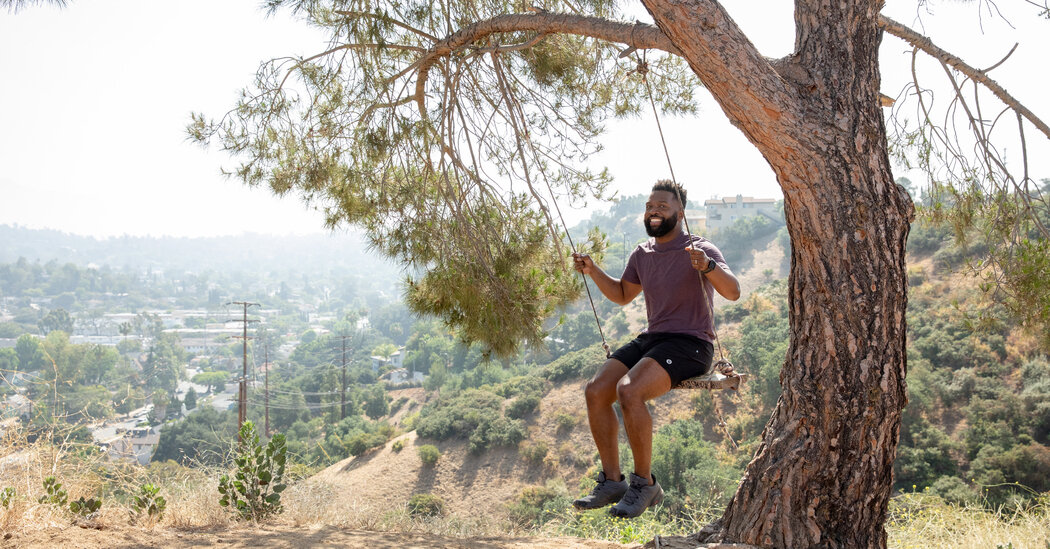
[608,491,663,518]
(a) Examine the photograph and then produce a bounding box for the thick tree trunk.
[642,1,913,547]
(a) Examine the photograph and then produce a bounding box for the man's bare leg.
[616,358,672,482]
[584,359,629,480]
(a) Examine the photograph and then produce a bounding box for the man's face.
[644,190,682,238]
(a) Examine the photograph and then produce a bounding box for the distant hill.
[0,224,399,279]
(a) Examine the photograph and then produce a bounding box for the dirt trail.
[4,524,636,548]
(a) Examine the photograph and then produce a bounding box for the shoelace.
[621,483,644,504]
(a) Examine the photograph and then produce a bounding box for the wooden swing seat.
[673,360,745,391]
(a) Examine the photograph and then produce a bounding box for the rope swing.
[634,59,745,393]
[543,53,746,394]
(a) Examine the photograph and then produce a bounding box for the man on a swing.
[571,179,741,518]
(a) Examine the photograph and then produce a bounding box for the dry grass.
[888,491,1050,549]
[1,429,1048,547]
[280,479,511,536]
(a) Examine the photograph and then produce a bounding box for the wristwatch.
[700,259,716,274]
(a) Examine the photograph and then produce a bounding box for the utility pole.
[336,334,354,420]
[264,342,270,437]
[228,301,258,442]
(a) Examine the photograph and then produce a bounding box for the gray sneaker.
[609,473,664,518]
[573,471,628,510]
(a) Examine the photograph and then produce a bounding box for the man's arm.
[572,253,643,306]
[688,248,741,301]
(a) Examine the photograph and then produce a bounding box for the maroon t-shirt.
[621,232,731,342]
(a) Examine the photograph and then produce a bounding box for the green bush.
[0,487,14,508]
[506,394,541,419]
[392,439,405,453]
[894,419,960,491]
[650,419,743,518]
[401,411,420,431]
[542,348,593,382]
[714,215,780,265]
[418,444,441,466]
[497,375,549,399]
[407,493,445,517]
[507,481,570,527]
[69,496,102,517]
[970,442,1050,505]
[345,431,388,456]
[554,412,578,433]
[38,476,67,507]
[390,396,409,415]
[928,476,978,506]
[415,389,526,452]
[218,421,288,521]
[519,440,549,463]
[133,483,166,521]
[907,266,928,287]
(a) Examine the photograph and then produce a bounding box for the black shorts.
[611,332,714,387]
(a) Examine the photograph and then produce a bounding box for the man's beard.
[644,212,678,238]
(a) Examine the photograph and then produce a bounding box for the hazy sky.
[1,1,1047,238]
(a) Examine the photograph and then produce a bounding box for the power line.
[265,388,343,396]
[227,301,259,442]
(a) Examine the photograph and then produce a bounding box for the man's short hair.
[652,179,687,207]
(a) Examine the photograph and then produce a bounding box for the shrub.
[519,440,549,463]
[506,394,541,419]
[468,416,525,453]
[390,396,409,415]
[507,481,570,527]
[345,431,387,456]
[38,476,67,507]
[928,476,978,506]
[416,389,526,452]
[407,493,445,517]
[218,421,288,521]
[907,266,928,287]
[542,348,597,382]
[392,439,405,453]
[554,412,578,434]
[418,444,441,466]
[498,375,549,399]
[132,483,166,521]
[69,496,102,517]
[0,487,14,508]
[401,411,420,431]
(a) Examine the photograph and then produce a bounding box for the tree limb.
[413,12,682,117]
[879,14,1050,142]
[640,0,804,157]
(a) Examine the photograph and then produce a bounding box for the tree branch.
[879,14,1050,142]
[413,12,682,117]
[640,0,803,156]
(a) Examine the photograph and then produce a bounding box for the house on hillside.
[371,347,406,372]
[102,427,160,466]
[704,195,779,232]
[380,367,424,385]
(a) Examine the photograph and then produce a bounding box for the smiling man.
[570,179,741,518]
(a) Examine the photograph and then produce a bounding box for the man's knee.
[616,378,643,407]
[584,377,616,407]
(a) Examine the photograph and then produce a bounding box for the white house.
[704,195,779,232]
[371,346,406,372]
[380,367,424,385]
[103,427,161,466]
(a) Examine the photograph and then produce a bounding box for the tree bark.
[641,0,913,547]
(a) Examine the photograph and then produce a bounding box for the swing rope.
[541,172,613,360]
[498,56,612,360]
[636,59,731,370]
[635,57,741,447]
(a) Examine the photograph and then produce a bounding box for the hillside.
[309,378,702,523]
[1,219,1048,549]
